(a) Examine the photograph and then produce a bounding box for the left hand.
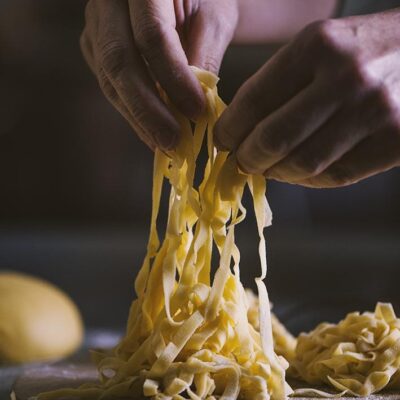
[81,0,238,151]
[215,9,400,188]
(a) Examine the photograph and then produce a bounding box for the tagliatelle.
[37,68,290,400]
[291,302,400,397]
[35,68,400,400]
[245,289,297,365]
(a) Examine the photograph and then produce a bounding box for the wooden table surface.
[11,364,400,400]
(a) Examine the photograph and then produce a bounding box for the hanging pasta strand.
[34,67,400,400]
[37,67,289,400]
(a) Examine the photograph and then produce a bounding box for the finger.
[81,1,99,75]
[300,127,400,188]
[97,68,156,151]
[129,0,205,120]
[214,40,313,151]
[265,89,392,182]
[235,80,340,175]
[84,0,99,35]
[184,2,238,74]
[96,0,180,151]
[82,0,155,149]
[80,28,96,75]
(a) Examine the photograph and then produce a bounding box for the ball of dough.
[0,271,83,364]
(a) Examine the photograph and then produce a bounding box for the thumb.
[184,3,238,74]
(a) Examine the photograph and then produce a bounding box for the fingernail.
[213,133,229,151]
[185,102,204,121]
[180,91,206,121]
[155,132,177,151]
[235,157,251,175]
[213,122,230,151]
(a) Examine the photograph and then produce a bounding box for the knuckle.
[130,94,145,121]
[124,90,149,127]
[257,124,289,158]
[236,152,258,175]
[135,19,165,56]
[360,85,400,133]
[341,54,373,91]
[97,68,117,101]
[292,155,323,177]
[326,165,353,186]
[99,40,128,76]
[306,20,340,54]
[202,54,221,74]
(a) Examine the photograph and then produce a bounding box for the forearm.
[233,0,338,44]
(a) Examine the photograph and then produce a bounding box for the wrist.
[233,0,337,44]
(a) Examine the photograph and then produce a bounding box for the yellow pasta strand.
[244,282,400,397]
[292,302,400,397]
[37,68,288,400]
[35,67,400,400]
[245,289,297,365]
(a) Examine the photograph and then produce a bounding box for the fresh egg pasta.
[36,68,400,400]
[38,68,289,400]
[292,302,400,397]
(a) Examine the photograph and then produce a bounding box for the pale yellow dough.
[35,68,400,400]
[38,67,289,400]
[0,271,83,363]
[292,302,400,397]
[245,289,297,363]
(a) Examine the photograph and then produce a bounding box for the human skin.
[80,0,239,151]
[215,9,400,188]
[234,0,337,44]
[80,0,335,152]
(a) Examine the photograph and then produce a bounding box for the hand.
[81,0,238,151]
[215,9,400,188]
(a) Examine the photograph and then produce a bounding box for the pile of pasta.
[38,68,290,400]
[37,68,400,400]
[292,302,400,397]
[247,292,400,397]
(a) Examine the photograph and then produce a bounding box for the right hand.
[215,13,400,188]
[81,0,239,151]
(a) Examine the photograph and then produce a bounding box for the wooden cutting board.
[11,364,400,400]
[12,364,98,400]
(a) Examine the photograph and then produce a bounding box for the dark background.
[0,0,399,334]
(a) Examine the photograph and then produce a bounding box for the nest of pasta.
[292,302,400,396]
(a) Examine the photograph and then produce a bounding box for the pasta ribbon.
[245,289,297,365]
[292,303,400,397]
[37,68,288,400]
[35,67,400,400]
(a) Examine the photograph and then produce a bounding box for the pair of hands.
[81,0,238,151]
[81,1,400,188]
